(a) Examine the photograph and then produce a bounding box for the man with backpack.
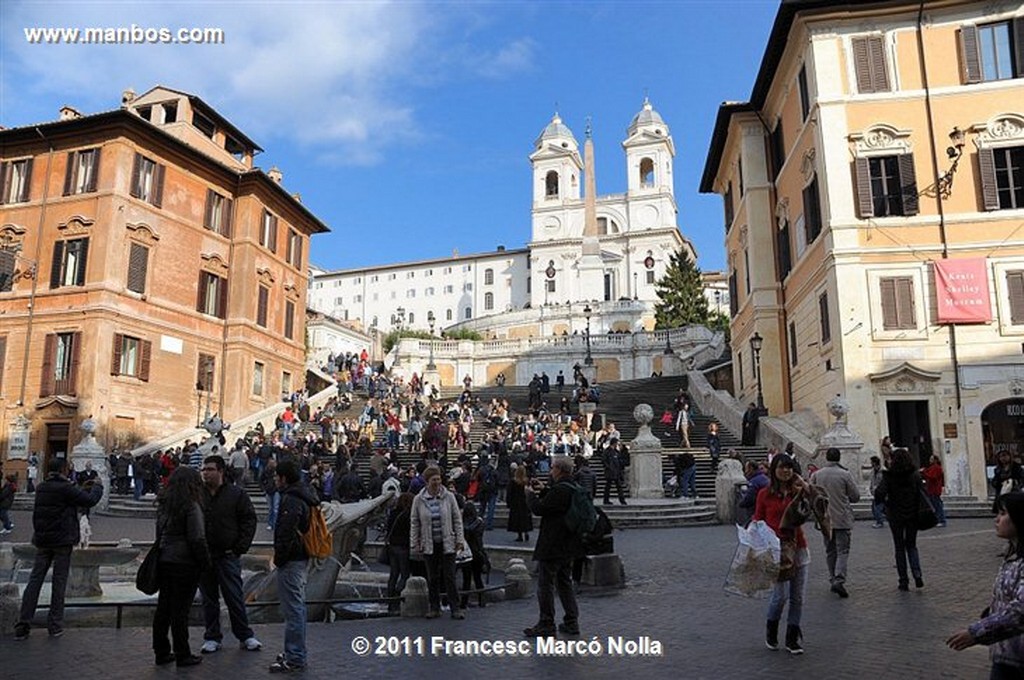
[524,456,585,638]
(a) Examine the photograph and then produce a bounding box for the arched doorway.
[981,399,1024,465]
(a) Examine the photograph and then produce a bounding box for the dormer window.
[640,158,655,187]
[162,102,178,123]
[193,111,216,139]
[136,106,153,121]
[545,171,559,197]
[225,136,246,162]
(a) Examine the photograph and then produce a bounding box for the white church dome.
[534,113,578,148]
[628,97,668,136]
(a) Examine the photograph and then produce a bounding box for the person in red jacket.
[753,454,809,655]
[921,454,947,527]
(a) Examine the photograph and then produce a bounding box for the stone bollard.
[0,582,20,635]
[716,458,747,525]
[0,543,13,578]
[400,576,429,618]
[581,554,626,587]
[503,558,534,600]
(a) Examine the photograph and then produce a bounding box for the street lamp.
[427,311,436,370]
[583,304,594,366]
[714,289,722,317]
[749,331,766,415]
[633,272,638,300]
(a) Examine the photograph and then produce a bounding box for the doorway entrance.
[45,421,70,466]
[885,400,932,467]
[981,399,1024,466]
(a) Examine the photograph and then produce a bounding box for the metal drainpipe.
[17,128,55,407]
[917,1,962,410]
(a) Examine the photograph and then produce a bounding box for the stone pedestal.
[581,554,625,587]
[580,364,598,386]
[716,458,747,525]
[628,403,664,500]
[503,558,534,600]
[815,395,867,491]
[69,418,111,512]
[400,576,429,618]
[661,352,683,377]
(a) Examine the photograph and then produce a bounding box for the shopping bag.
[723,520,781,599]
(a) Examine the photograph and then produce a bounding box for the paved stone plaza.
[0,511,1005,679]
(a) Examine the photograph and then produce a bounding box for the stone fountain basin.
[11,544,141,598]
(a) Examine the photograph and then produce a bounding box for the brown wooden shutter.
[50,241,65,289]
[1008,272,1024,324]
[139,340,152,382]
[257,286,268,326]
[19,158,33,202]
[295,235,303,268]
[130,153,142,198]
[111,333,123,375]
[218,276,228,319]
[1015,19,1024,78]
[898,153,919,216]
[979,147,1001,210]
[819,293,831,343]
[0,162,7,205]
[0,335,6,392]
[127,243,148,293]
[68,332,81,395]
[960,25,982,84]
[222,198,233,238]
[63,151,76,196]
[896,277,915,328]
[204,189,216,230]
[854,158,874,218]
[880,278,898,329]
[285,300,295,339]
[270,215,277,252]
[285,230,293,264]
[197,272,208,313]
[852,37,872,92]
[152,164,165,207]
[869,36,890,91]
[0,249,15,292]
[87,147,101,193]
[75,238,89,286]
[40,333,55,397]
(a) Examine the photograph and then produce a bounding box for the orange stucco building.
[0,86,328,474]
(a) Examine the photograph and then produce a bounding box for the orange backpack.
[301,505,332,559]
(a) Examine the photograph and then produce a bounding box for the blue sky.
[1,0,779,273]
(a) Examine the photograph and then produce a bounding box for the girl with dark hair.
[385,492,414,614]
[753,454,809,654]
[152,466,210,667]
[506,465,533,543]
[459,502,488,610]
[991,451,1024,513]
[947,491,1024,678]
[874,447,925,591]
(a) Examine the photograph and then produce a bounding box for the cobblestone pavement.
[0,511,1006,679]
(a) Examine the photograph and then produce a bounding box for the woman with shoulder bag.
[385,492,414,614]
[874,447,926,592]
[752,454,809,655]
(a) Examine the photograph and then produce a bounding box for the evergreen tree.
[653,248,711,329]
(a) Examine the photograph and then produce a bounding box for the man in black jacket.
[269,460,319,673]
[198,455,261,654]
[15,458,103,640]
[524,456,582,638]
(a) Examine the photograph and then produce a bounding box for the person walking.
[810,447,861,598]
[14,458,103,640]
[269,460,319,673]
[523,456,582,638]
[864,456,886,528]
[947,491,1024,679]
[0,473,17,533]
[410,466,466,620]
[753,454,810,654]
[675,402,692,449]
[198,455,262,655]
[921,454,947,527]
[674,451,697,499]
[874,447,926,591]
[151,466,210,667]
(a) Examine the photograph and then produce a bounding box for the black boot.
[785,625,803,655]
[765,620,779,650]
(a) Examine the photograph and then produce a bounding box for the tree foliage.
[653,249,712,330]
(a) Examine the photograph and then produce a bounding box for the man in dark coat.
[524,456,582,638]
[198,455,261,654]
[14,458,103,640]
[742,403,760,446]
[600,441,628,506]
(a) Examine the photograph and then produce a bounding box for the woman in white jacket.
[411,466,466,619]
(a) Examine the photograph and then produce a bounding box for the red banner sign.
[934,258,991,323]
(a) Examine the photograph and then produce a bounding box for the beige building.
[701,0,1024,498]
[0,86,328,473]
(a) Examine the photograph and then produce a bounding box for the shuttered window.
[129,153,165,207]
[196,272,227,319]
[803,177,823,243]
[777,219,792,280]
[0,158,34,204]
[852,36,891,93]
[960,21,1024,84]
[980,146,1024,211]
[0,335,6,393]
[880,276,916,330]
[724,182,734,231]
[728,270,738,317]
[788,322,798,367]
[111,334,151,381]
[203,189,233,237]
[769,123,785,180]
[253,361,264,396]
[260,210,278,251]
[62,148,101,195]
[0,249,14,292]
[196,353,215,392]
[1007,272,1024,325]
[126,243,148,294]
[286,230,303,268]
[41,331,80,397]
[798,65,810,121]
[256,286,269,327]
[284,300,295,340]
[49,238,89,289]
[819,292,831,344]
[854,154,919,218]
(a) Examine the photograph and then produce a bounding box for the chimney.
[267,166,283,184]
[59,106,83,121]
[497,245,505,251]
[121,88,136,108]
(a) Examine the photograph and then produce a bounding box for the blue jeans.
[19,545,73,633]
[928,493,947,524]
[277,559,308,667]
[200,555,254,643]
[266,491,280,527]
[680,467,697,498]
[871,500,886,525]
[483,493,497,530]
[0,507,12,530]
[766,561,807,626]
[890,524,922,584]
[133,476,144,501]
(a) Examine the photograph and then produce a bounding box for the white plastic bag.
[723,520,781,599]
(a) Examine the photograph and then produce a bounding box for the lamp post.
[583,304,594,366]
[937,126,966,199]
[633,271,638,300]
[427,311,436,371]
[749,331,766,415]
[714,289,722,317]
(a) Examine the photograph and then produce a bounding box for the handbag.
[136,517,166,595]
[916,487,938,531]
[455,544,474,565]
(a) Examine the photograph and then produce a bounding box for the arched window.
[408,312,415,325]
[597,217,619,235]
[484,268,494,285]
[464,306,472,320]
[640,158,655,187]
[484,292,494,310]
[446,309,453,321]
[545,171,559,197]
